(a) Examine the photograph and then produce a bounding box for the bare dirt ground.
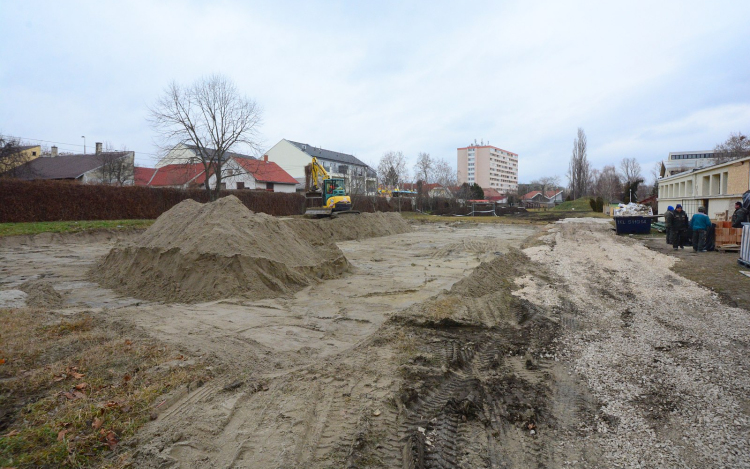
[2,217,749,468]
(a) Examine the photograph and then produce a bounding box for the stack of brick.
[714,221,743,246]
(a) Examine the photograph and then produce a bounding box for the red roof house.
[134,156,298,192]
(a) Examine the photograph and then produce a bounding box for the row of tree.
[376,151,457,190]
[564,128,750,205]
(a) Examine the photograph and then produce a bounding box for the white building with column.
[657,157,750,219]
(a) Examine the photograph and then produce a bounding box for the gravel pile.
[523,218,750,468]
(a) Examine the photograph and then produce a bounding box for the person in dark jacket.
[690,206,712,252]
[664,206,675,245]
[672,204,689,250]
[731,201,748,228]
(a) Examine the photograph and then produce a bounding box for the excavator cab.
[323,178,352,211]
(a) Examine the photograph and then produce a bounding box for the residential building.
[136,155,297,192]
[660,150,718,177]
[156,143,256,168]
[264,139,377,194]
[657,156,750,218]
[482,187,507,203]
[457,143,518,193]
[135,163,207,189]
[521,190,564,207]
[8,142,134,185]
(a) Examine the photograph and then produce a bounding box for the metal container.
[614,216,652,235]
[740,224,750,263]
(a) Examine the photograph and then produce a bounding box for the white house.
[264,139,377,194]
[156,143,256,168]
[658,156,750,218]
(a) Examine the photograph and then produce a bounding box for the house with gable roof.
[521,190,564,207]
[9,143,134,185]
[264,139,377,195]
[135,156,297,192]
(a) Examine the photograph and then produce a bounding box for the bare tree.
[97,142,134,185]
[592,165,621,203]
[531,175,561,195]
[566,127,591,199]
[0,135,27,177]
[432,158,457,191]
[619,157,642,185]
[149,74,263,201]
[714,131,750,163]
[414,152,433,184]
[377,151,409,188]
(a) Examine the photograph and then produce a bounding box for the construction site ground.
[1,216,749,468]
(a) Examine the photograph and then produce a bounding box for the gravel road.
[522,218,750,468]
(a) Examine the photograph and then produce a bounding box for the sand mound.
[307,212,412,241]
[19,280,64,308]
[92,196,349,303]
[394,249,545,328]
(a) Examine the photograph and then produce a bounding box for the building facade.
[657,157,750,219]
[661,150,718,177]
[264,139,377,194]
[457,143,518,193]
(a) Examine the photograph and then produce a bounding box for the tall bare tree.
[714,131,750,163]
[432,158,457,190]
[149,74,263,201]
[377,151,409,188]
[413,152,433,183]
[619,157,642,185]
[566,127,591,199]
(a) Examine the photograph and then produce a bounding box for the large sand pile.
[92,197,412,303]
[93,196,348,303]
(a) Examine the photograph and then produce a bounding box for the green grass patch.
[0,219,154,238]
[550,198,594,212]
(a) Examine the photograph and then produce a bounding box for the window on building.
[236,182,245,189]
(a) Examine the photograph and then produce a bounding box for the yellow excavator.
[304,157,360,217]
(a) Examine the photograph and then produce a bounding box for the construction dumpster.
[614,216,652,235]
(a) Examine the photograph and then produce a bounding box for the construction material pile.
[93,196,349,303]
[93,197,412,303]
[614,203,653,217]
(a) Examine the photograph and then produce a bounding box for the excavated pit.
[91,196,411,303]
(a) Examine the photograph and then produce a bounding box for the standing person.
[731,201,748,228]
[664,206,675,245]
[690,206,712,252]
[672,204,689,250]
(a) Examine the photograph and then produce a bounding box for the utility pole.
[81,136,86,154]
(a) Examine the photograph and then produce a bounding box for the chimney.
[95,142,102,155]
[263,154,268,163]
[51,146,58,157]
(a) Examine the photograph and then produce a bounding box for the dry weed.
[0,308,209,468]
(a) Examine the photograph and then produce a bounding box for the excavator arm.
[309,157,330,193]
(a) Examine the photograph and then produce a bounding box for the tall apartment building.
[457,143,518,193]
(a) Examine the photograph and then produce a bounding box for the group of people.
[664,201,749,252]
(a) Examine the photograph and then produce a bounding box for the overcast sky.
[2,0,749,183]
